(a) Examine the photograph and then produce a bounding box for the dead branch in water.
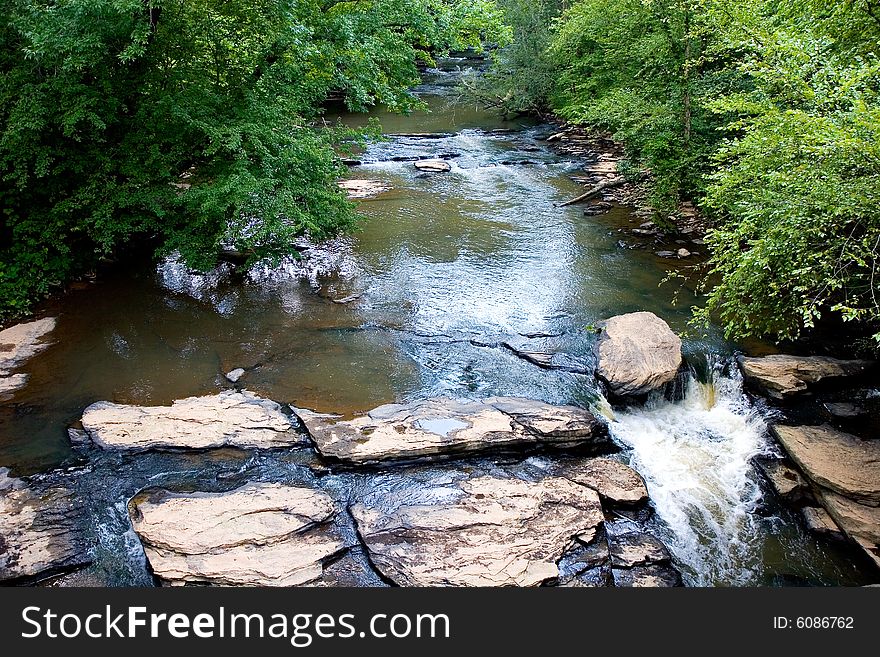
[558,178,625,207]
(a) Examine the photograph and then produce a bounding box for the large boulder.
[0,468,91,583]
[350,475,605,586]
[295,396,609,464]
[82,390,305,451]
[0,317,57,396]
[770,425,880,506]
[129,483,348,586]
[737,354,874,400]
[595,312,682,398]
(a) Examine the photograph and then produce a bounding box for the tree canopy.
[484,0,880,344]
[0,0,507,319]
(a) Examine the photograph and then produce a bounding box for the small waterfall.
[609,358,773,585]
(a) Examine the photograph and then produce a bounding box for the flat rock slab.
[819,492,880,569]
[0,317,57,395]
[82,390,304,451]
[738,355,874,400]
[558,458,648,506]
[130,483,348,586]
[413,159,452,172]
[338,179,391,199]
[757,459,812,504]
[612,564,682,587]
[295,397,609,464]
[801,506,844,540]
[609,532,672,568]
[350,475,605,586]
[0,468,91,584]
[596,312,682,398]
[771,424,880,506]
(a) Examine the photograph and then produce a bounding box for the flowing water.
[1,63,874,586]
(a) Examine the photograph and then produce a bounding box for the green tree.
[698,0,880,342]
[0,0,506,319]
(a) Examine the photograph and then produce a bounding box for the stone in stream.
[801,506,845,540]
[0,317,57,396]
[82,390,305,451]
[756,458,812,504]
[0,468,91,584]
[338,179,391,199]
[294,396,609,464]
[595,311,683,398]
[557,457,649,507]
[224,367,246,383]
[349,475,605,586]
[818,492,880,569]
[502,339,592,374]
[129,483,348,586]
[737,354,875,400]
[413,159,452,173]
[770,425,880,506]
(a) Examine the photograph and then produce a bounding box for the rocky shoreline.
[0,306,877,586]
[1,311,689,588]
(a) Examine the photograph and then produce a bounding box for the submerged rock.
[502,339,591,374]
[82,390,305,451]
[413,159,452,172]
[295,396,609,464]
[595,311,683,398]
[737,355,875,400]
[0,317,57,396]
[770,425,880,506]
[0,468,91,584]
[350,475,605,586]
[129,483,348,586]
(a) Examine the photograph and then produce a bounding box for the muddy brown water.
[2,64,875,586]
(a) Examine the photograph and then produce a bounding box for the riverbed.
[1,63,873,586]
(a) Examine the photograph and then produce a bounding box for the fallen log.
[558,178,625,207]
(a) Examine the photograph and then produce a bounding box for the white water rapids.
[609,362,774,586]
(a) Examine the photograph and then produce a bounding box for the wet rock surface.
[738,355,875,400]
[350,474,605,586]
[129,483,349,586]
[413,159,452,172]
[0,317,57,397]
[595,312,682,398]
[770,424,880,569]
[0,468,91,584]
[338,179,391,199]
[770,425,880,506]
[757,458,812,504]
[295,397,609,464]
[82,390,305,451]
[557,457,649,506]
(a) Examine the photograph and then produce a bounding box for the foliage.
[697,0,880,342]
[0,0,506,319]
[463,0,560,117]
[487,0,880,343]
